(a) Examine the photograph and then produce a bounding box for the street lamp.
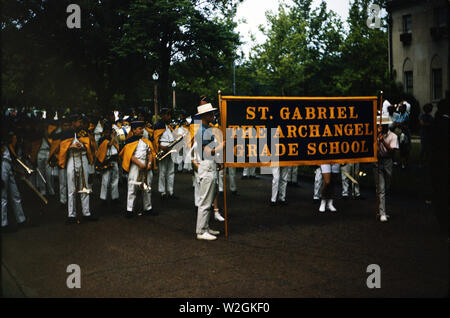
[172,81,176,110]
[153,72,159,121]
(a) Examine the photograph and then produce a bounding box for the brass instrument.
[95,155,118,172]
[71,135,92,195]
[16,158,34,175]
[156,133,186,161]
[128,151,151,192]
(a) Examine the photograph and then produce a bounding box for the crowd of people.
[1,96,448,240]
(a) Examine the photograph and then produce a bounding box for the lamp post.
[152,72,159,122]
[172,80,176,111]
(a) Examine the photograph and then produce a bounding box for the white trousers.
[37,149,55,196]
[127,163,153,212]
[66,151,91,217]
[196,160,217,234]
[58,167,67,204]
[100,161,119,201]
[286,166,298,183]
[158,156,174,195]
[193,171,200,207]
[341,163,360,197]
[271,166,289,202]
[1,161,26,227]
[373,159,393,217]
[243,167,256,177]
[218,167,237,192]
[313,167,323,199]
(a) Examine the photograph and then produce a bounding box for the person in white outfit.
[155,108,176,199]
[193,102,224,241]
[119,120,154,218]
[270,166,289,206]
[318,164,340,212]
[96,123,120,205]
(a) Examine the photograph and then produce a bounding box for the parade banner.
[219,96,378,167]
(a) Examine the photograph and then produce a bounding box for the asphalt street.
[1,169,448,298]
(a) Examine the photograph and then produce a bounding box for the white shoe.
[319,200,326,212]
[197,232,217,241]
[327,200,337,212]
[380,215,388,222]
[208,229,220,235]
[214,212,225,222]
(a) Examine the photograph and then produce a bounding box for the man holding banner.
[374,115,399,222]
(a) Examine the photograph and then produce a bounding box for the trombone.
[16,158,34,175]
[71,140,92,195]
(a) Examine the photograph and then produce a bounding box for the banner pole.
[218,90,228,237]
[377,91,383,221]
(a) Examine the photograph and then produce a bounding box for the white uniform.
[313,167,323,200]
[66,134,91,218]
[127,139,153,212]
[242,167,256,177]
[99,142,119,201]
[37,137,55,196]
[271,166,289,203]
[341,163,360,198]
[218,167,237,193]
[1,147,26,227]
[158,125,175,196]
[286,166,299,184]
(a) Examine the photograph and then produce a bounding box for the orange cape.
[119,137,154,172]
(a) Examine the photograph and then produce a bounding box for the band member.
[58,113,97,223]
[36,120,56,197]
[1,129,27,230]
[242,167,256,179]
[318,164,340,212]
[96,123,120,205]
[313,166,323,203]
[119,119,155,218]
[270,166,289,206]
[154,108,176,199]
[286,166,300,187]
[374,116,399,222]
[48,116,72,207]
[192,102,224,241]
[341,163,362,199]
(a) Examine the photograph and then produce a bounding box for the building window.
[402,14,412,33]
[432,68,442,100]
[404,71,413,94]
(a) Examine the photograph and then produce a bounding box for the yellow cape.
[118,137,154,172]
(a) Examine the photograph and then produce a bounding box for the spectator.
[419,103,434,166]
[393,103,410,169]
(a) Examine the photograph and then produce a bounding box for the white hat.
[377,115,393,125]
[196,103,217,116]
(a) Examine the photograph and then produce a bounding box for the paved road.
[1,170,448,297]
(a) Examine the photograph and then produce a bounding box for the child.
[119,120,155,218]
[96,123,120,205]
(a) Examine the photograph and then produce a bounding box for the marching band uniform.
[218,167,237,194]
[313,167,323,201]
[96,126,120,203]
[154,109,176,198]
[242,167,256,178]
[270,166,289,205]
[1,137,26,228]
[341,163,361,199]
[58,118,95,222]
[119,120,155,217]
[286,166,299,186]
[36,125,56,196]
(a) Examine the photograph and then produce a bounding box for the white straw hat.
[196,103,217,116]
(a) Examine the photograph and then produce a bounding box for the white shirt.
[133,139,150,164]
[379,130,399,158]
[159,125,175,147]
[382,100,391,116]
